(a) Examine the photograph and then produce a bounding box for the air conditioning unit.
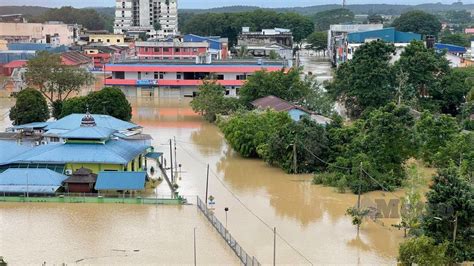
[65,169,73,175]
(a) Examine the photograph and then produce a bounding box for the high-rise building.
[114,0,178,39]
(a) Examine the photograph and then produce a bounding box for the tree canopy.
[9,88,49,126]
[25,51,94,103]
[305,31,328,52]
[30,6,107,30]
[440,32,470,48]
[392,10,442,36]
[312,8,355,31]
[326,40,396,118]
[398,235,448,265]
[60,87,132,121]
[180,9,314,45]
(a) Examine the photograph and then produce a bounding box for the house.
[435,43,468,68]
[60,51,93,69]
[236,27,293,59]
[251,95,331,125]
[89,34,125,45]
[62,167,97,193]
[0,112,153,194]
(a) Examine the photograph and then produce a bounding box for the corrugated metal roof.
[251,95,308,112]
[0,140,34,165]
[435,43,467,53]
[11,122,51,130]
[6,140,148,165]
[95,171,146,190]
[0,168,67,193]
[46,114,139,131]
[61,126,116,140]
[347,28,421,44]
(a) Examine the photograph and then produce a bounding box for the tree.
[219,110,292,158]
[30,6,107,31]
[25,51,94,104]
[312,9,355,31]
[367,14,383,24]
[392,10,442,36]
[259,117,330,173]
[60,87,132,121]
[268,50,280,60]
[298,76,335,117]
[326,40,396,118]
[398,236,448,266]
[440,32,470,48]
[9,88,49,125]
[415,112,459,164]
[239,68,310,105]
[190,80,242,122]
[434,132,474,181]
[153,22,162,31]
[444,10,472,25]
[421,167,474,262]
[305,31,328,52]
[395,41,451,112]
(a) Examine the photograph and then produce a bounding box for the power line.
[175,141,314,265]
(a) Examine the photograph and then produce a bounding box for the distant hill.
[0,5,50,17]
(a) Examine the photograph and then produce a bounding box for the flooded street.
[0,56,405,264]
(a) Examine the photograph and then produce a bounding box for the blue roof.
[61,126,116,140]
[435,43,467,54]
[11,122,52,130]
[0,140,34,165]
[5,140,149,165]
[0,168,67,193]
[7,43,69,53]
[46,114,139,131]
[95,171,146,190]
[183,34,222,50]
[347,28,421,44]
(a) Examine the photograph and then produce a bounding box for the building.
[113,0,178,39]
[0,168,68,195]
[343,27,422,63]
[435,43,469,68]
[328,24,384,67]
[84,45,130,71]
[89,33,125,45]
[0,22,79,46]
[135,40,209,60]
[104,59,290,97]
[237,27,293,59]
[183,34,229,60]
[0,113,153,194]
[0,14,26,23]
[251,95,331,125]
[62,168,98,193]
[61,51,93,68]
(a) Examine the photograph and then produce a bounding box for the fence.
[0,192,184,205]
[196,196,261,266]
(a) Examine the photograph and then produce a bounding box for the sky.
[0,0,473,8]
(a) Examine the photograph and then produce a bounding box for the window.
[163,47,170,52]
[115,71,125,79]
[236,74,246,80]
[98,39,102,42]
[106,39,110,43]
[117,39,121,43]
[138,72,142,79]
[174,48,180,53]
[217,74,224,80]
[225,89,230,95]
[177,73,182,79]
[50,137,60,142]
[154,47,160,52]
[159,73,164,79]
[193,48,198,52]
[154,72,159,79]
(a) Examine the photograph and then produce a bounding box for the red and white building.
[104,59,290,97]
[135,41,210,60]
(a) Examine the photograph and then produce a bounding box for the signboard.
[136,79,158,86]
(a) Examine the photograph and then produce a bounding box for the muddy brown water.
[1,57,407,264]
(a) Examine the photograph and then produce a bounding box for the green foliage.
[180,10,313,45]
[392,10,442,36]
[9,88,49,126]
[298,76,335,117]
[346,206,370,226]
[415,112,459,165]
[268,50,280,60]
[332,104,416,193]
[366,14,383,24]
[260,117,329,173]
[398,236,448,266]
[25,51,94,103]
[444,10,472,25]
[421,167,474,262]
[219,110,292,158]
[30,6,107,30]
[395,41,452,113]
[153,22,162,31]
[51,100,63,120]
[239,68,310,105]
[305,31,328,51]
[326,40,396,118]
[312,8,354,31]
[190,80,243,122]
[433,132,474,181]
[440,32,470,47]
[60,87,132,121]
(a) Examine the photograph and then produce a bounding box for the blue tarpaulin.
[95,171,146,191]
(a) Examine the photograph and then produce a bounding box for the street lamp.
[224,207,229,228]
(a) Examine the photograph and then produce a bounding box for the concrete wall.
[0,22,75,45]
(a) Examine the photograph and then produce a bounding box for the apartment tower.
[114,0,178,39]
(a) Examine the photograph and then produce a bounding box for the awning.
[145,152,163,160]
[95,171,146,191]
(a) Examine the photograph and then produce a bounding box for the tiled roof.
[3,59,27,68]
[251,95,301,112]
[61,51,91,66]
[95,171,146,191]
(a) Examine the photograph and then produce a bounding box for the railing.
[196,196,261,266]
[0,192,184,205]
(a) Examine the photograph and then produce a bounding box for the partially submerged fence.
[196,196,261,266]
[0,192,184,205]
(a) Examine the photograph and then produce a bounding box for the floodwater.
[1,56,406,264]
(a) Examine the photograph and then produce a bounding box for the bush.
[9,88,49,125]
[398,236,448,266]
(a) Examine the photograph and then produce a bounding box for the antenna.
[343,0,347,8]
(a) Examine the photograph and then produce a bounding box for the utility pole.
[357,162,362,234]
[174,136,178,177]
[293,142,297,174]
[205,164,209,207]
[26,171,29,199]
[193,227,197,266]
[169,139,174,184]
[453,212,458,244]
[273,227,276,266]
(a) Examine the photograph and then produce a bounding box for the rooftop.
[251,95,307,112]
[95,171,146,191]
[0,168,67,194]
[45,113,139,132]
[110,59,287,66]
